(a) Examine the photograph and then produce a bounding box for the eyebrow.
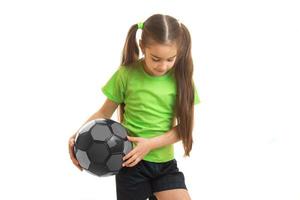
[150,54,177,59]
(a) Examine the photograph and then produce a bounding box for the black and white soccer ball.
[73,118,133,177]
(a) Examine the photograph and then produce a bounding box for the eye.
[167,58,175,62]
[152,58,160,62]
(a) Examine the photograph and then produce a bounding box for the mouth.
[154,69,165,73]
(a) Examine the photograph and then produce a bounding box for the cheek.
[168,60,176,68]
[146,59,157,68]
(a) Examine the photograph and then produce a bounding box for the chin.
[153,72,164,76]
[154,69,166,74]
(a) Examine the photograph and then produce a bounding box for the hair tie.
[137,22,144,30]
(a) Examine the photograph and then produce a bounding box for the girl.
[68,14,200,200]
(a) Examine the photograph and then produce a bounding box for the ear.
[139,40,145,55]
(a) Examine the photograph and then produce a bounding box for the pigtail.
[174,23,195,156]
[118,24,140,123]
[121,24,139,66]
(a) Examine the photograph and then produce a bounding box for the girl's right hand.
[68,135,83,171]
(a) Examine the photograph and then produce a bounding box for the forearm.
[72,111,109,138]
[149,126,180,150]
[85,111,108,123]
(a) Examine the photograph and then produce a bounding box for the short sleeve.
[194,86,201,105]
[101,66,128,104]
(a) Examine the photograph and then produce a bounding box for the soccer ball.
[73,118,133,177]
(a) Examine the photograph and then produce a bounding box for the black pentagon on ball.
[75,131,93,151]
[88,142,110,164]
[107,135,124,153]
[107,154,123,171]
[88,163,109,177]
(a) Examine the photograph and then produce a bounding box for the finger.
[71,154,79,165]
[74,162,83,171]
[68,140,81,171]
[69,137,75,145]
[75,163,83,171]
[72,157,79,165]
[71,157,83,171]
[128,158,141,167]
[123,148,136,161]
[68,139,74,150]
[69,141,82,171]
[69,142,76,158]
[123,154,138,167]
[123,156,135,166]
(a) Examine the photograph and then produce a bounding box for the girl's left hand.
[122,136,153,167]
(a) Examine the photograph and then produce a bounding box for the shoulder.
[118,59,142,76]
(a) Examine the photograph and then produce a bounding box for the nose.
[157,61,168,71]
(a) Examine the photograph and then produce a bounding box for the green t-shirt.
[102,59,200,162]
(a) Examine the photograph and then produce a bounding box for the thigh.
[154,189,191,200]
[115,163,152,200]
[151,159,187,194]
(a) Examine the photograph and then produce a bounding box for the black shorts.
[115,159,187,200]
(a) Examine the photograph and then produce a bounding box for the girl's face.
[140,42,177,77]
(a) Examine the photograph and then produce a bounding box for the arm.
[71,98,119,138]
[148,125,180,150]
[148,116,179,149]
[69,98,119,170]
[123,125,181,167]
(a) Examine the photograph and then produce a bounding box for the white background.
[0,0,299,199]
